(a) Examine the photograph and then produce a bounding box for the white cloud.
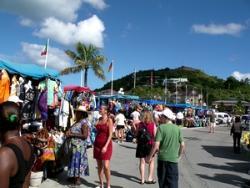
[232,71,250,81]
[83,0,107,10]
[21,42,71,71]
[34,15,105,48]
[192,23,246,36]
[0,0,83,22]
[20,18,33,27]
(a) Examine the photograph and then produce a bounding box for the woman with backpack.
[135,110,157,185]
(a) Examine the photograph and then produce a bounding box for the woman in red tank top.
[93,106,113,188]
[135,110,157,184]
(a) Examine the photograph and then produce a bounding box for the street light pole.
[175,82,178,104]
[185,84,188,103]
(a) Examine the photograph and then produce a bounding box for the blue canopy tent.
[0,59,59,79]
[166,103,193,109]
[139,99,165,105]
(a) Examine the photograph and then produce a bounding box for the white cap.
[160,108,176,120]
[176,112,184,119]
[8,96,23,103]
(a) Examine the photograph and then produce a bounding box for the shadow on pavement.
[92,181,124,188]
[197,173,249,187]
[184,136,201,141]
[202,145,249,161]
[111,170,141,183]
[49,171,96,187]
[198,162,250,173]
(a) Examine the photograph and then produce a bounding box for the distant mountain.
[96,66,250,104]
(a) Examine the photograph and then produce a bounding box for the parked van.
[241,114,250,130]
[214,112,232,125]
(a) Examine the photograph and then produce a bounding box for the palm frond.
[92,63,105,80]
[65,50,78,61]
[60,66,82,75]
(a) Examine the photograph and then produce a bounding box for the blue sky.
[0,0,249,89]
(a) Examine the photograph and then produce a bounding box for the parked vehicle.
[214,112,232,125]
[241,114,250,130]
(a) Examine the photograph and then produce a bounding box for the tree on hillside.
[61,42,106,87]
[224,76,241,89]
[233,100,245,115]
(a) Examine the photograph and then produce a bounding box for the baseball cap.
[160,108,176,120]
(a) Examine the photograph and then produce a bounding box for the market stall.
[0,59,64,185]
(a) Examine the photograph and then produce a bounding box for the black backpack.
[137,124,151,144]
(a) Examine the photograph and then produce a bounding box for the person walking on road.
[146,108,185,188]
[135,110,157,185]
[230,115,242,154]
[93,106,113,188]
[209,110,216,133]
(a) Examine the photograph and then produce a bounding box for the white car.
[215,112,232,125]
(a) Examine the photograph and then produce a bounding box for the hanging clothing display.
[22,82,36,120]
[59,98,70,129]
[0,69,10,104]
[19,77,25,101]
[38,90,48,121]
[47,79,58,106]
[10,75,20,96]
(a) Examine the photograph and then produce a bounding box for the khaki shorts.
[210,122,216,127]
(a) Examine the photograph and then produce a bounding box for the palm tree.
[61,42,106,87]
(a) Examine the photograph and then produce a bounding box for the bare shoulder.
[0,147,15,169]
[107,118,114,125]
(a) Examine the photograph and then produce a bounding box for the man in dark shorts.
[146,108,185,188]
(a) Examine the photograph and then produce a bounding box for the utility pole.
[185,84,188,103]
[175,82,178,104]
[163,78,168,104]
[133,68,136,89]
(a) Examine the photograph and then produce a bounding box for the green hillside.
[96,66,250,105]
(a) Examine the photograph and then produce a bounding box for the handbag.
[59,138,72,165]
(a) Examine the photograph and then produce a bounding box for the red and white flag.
[41,43,48,56]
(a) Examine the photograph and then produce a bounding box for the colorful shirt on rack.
[47,79,58,106]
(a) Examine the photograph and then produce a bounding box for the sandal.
[95,186,103,188]
[139,181,145,185]
[146,179,156,184]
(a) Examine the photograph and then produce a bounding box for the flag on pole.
[108,62,113,72]
[41,39,50,69]
[41,43,48,56]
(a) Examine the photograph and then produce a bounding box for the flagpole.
[111,60,114,96]
[44,38,49,69]
[80,70,83,87]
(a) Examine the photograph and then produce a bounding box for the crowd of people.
[0,97,246,188]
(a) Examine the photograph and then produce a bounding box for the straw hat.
[75,105,87,112]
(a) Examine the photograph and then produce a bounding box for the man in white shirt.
[131,106,141,123]
[115,110,126,143]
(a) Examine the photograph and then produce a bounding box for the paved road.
[39,126,250,188]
